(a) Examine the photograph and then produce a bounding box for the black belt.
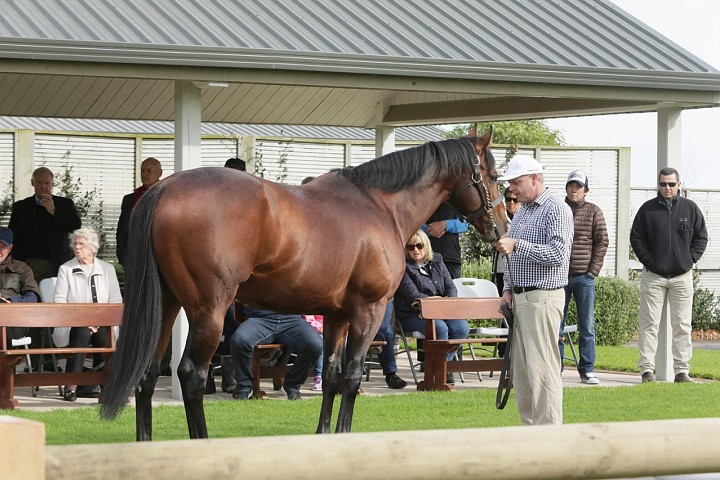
[513,286,539,294]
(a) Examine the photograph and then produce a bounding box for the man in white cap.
[494,155,573,425]
[560,170,608,385]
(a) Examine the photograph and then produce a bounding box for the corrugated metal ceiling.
[0,116,443,140]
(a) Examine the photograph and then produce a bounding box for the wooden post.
[0,416,45,480]
[44,418,720,480]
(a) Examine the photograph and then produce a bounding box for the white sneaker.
[581,372,600,385]
[312,375,322,391]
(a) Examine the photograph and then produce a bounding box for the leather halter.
[451,154,494,224]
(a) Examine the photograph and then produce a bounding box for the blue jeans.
[315,303,398,376]
[230,315,323,394]
[375,302,398,375]
[399,315,469,361]
[560,273,596,375]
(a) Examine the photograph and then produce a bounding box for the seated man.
[229,305,322,400]
[0,227,41,340]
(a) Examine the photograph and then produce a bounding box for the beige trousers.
[512,288,564,425]
[637,269,693,375]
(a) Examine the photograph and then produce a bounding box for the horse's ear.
[479,125,493,147]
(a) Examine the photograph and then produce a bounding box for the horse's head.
[450,127,508,243]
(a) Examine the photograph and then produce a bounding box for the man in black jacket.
[8,167,81,282]
[630,167,708,384]
[116,157,163,268]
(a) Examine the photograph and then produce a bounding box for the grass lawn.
[5,344,720,445]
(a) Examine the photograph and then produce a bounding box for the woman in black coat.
[394,229,469,364]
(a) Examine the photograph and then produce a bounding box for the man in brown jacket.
[559,171,608,384]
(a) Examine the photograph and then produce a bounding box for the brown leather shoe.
[674,372,692,383]
[641,371,655,383]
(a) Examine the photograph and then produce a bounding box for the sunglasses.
[406,243,424,251]
[659,182,677,188]
[505,197,519,203]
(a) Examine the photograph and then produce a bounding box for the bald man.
[116,157,163,267]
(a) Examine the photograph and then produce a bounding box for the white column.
[170,80,202,399]
[655,105,682,381]
[15,129,35,198]
[374,101,396,157]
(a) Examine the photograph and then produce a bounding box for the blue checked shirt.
[503,188,574,291]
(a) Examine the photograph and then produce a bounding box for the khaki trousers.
[637,269,693,375]
[512,288,564,425]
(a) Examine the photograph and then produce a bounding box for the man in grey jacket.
[559,171,608,384]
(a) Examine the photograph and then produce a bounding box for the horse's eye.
[490,175,498,183]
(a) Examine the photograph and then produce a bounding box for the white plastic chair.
[453,278,505,380]
[39,277,57,303]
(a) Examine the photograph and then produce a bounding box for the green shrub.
[692,287,720,331]
[460,258,492,280]
[565,276,639,346]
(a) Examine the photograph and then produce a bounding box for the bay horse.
[100,127,506,439]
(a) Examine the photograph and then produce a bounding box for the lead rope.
[495,253,515,410]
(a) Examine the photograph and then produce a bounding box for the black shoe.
[446,372,455,384]
[674,372,692,383]
[76,385,101,398]
[385,373,407,389]
[285,388,302,400]
[641,371,655,383]
[63,389,77,402]
[231,388,253,400]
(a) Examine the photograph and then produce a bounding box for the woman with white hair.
[53,227,122,401]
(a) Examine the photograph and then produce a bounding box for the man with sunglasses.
[491,192,519,294]
[630,167,707,384]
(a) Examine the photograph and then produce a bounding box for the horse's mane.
[336,138,476,192]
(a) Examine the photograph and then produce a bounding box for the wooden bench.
[0,303,124,409]
[417,297,507,392]
[251,340,387,398]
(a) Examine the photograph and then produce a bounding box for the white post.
[655,105,682,381]
[170,80,202,399]
[374,101,396,157]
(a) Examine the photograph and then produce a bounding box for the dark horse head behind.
[101,128,505,439]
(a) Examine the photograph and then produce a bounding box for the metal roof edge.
[0,38,718,93]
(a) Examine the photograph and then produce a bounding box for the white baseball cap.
[497,156,544,182]
[566,170,589,189]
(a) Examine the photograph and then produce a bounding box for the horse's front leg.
[316,321,347,434]
[336,309,383,433]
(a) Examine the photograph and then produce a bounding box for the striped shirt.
[503,188,573,291]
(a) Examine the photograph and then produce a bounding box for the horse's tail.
[100,182,167,420]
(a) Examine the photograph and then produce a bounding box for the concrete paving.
[11,351,644,411]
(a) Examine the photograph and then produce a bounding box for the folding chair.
[453,278,505,379]
[37,277,63,396]
[394,317,423,385]
[562,324,579,367]
[10,336,35,397]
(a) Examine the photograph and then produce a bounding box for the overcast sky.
[544,0,720,190]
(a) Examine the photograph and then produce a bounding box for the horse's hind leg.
[178,306,223,439]
[136,296,180,441]
[316,320,347,434]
